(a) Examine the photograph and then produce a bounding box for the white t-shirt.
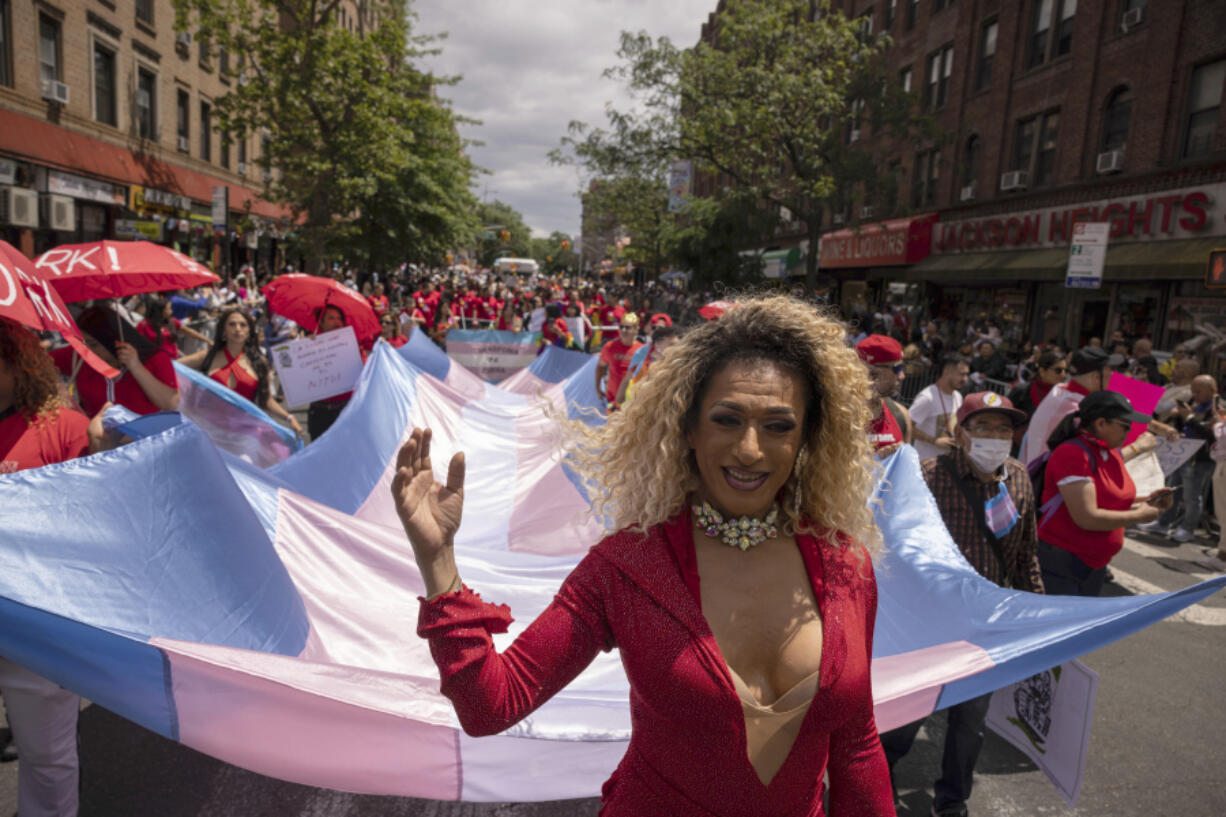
[1020,382,1085,467]
[909,383,962,460]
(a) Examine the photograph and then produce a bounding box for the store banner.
[270,325,364,408]
[115,219,163,241]
[986,660,1098,808]
[1065,222,1109,289]
[46,170,126,206]
[819,214,937,268]
[668,160,693,213]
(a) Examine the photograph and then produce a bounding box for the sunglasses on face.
[873,364,904,376]
[619,325,636,331]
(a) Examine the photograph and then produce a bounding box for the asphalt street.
[3,529,1223,817]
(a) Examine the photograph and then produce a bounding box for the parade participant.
[495,301,521,332]
[564,301,593,350]
[1154,358,1200,415]
[1141,374,1220,542]
[398,295,428,332]
[395,294,893,815]
[179,309,303,438]
[910,354,969,460]
[538,317,580,354]
[1008,349,1068,454]
[616,325,681,407]
[1205,408,1226,571]
[879,392,1042,816]
[1020,346,1117,468]
[136,296,210,359]
[1157,344,1190,383]
[856,334,912,455]
[1130,338,1161,385]
[50,305,179,417]
[968,340,1006,385]
[1037,391,1173,596]
[0,317,88,817]
[595,313,643,410]
[430,299,457,346]
[379,313,410,349]
[305,304,357,440]
[367,283,390,318]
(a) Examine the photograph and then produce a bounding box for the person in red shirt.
[1038,390,1173,596]
[135,296,210,360]
[0,317,89,817]
[379,313,410,348]
[856,334,913,456]
[367,283,390,318]
[596,313,644,410]
[51,305,180,418]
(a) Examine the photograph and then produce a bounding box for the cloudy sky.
[415,0,715,237]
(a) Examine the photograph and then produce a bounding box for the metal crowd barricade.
[982,377,1012,396]
[898,366,936,407]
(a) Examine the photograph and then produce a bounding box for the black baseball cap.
[1069,346,1126,375]
[1077,390,1150,425]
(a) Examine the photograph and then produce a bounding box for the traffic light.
[500,230,510,242]
[1208,248,1226,289]
[560,240,570,250]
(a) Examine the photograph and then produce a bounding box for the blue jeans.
[880,692,994,812]
[1158,458,1215,532]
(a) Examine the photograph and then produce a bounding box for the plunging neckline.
[669,513,831,790]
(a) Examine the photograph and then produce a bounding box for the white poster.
[1125,450,1166,496]
[270,325,364,408]
[1155,438,1205,475]
[986,660,1098,808]
[1065,222,1110,289]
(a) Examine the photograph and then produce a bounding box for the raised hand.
[392,428,466,596]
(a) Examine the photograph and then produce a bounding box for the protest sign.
[1155,438,1205,475]
[986,660,1098,808]
[446,329,540,381]
[1108,372,1164,446]
[1125,450,1166,496]
[270,325,364,408]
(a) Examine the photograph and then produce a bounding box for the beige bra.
[728,665,822,786]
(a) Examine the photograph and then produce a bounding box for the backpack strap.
[940,456,1018,588]
[1038,437,1099,527]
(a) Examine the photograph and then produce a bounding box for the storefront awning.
[909,236,1223,283]
[761,247,803,279]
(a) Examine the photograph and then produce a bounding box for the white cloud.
[415,0,715,237]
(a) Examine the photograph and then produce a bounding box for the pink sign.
[1108,373,1165,445]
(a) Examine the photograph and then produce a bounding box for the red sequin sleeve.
[416,551,615,737]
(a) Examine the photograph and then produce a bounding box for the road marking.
[1120,538,1219,580]
[1107,567,1226,626]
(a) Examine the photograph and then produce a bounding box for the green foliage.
[474,200,532,266]
[173,0,479,270]
[529,231,579,275]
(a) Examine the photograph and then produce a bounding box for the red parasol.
[261,274,381,343]
[33,240,220,302]
[0,241,118,377]
[698,300,736,321]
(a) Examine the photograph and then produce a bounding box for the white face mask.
[966,437,1012,473]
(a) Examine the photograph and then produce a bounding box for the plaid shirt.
[922,448,1045,593]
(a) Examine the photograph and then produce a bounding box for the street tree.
[174,0,479,272]
[563,0,933,290]
[529,232,579,275]
[474,200,532,266]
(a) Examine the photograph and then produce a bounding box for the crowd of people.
[3,271,1226,816]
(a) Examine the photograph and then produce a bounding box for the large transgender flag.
[0,342,1223,802]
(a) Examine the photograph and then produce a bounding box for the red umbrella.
[32,240,220,302]
[0,241,118,377]
[261,274,381,343]
[698,300,736,321]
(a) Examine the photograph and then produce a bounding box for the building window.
[884,0,896,30]
[39,15,60,85]
[218,45,229,77]
[976,20,997,92]
[1028,0,1076,69]
[924,45,953,110]
[136,67,157,140]
[934,0,948,11]
[1,0,11,87]
[905,0,918,31]
[221,136,230,170]
[847,99,866,144]
[962,135,980,189]
[857,12,873,44]
[912,149,939,208]
[900,66,912,94]
[177,89,190,152]
[238,137,247,171]
[1101,87,1132,151]
[200,101,212,162]
[1014,110,1059,186]
[1184,60,1225,159]
[135,0,153,26]
[93,41,117,126]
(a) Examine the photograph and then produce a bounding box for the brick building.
[698,0,1226,356]
[0,0,372,273]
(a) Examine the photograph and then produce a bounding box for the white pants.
[0,657,79,817]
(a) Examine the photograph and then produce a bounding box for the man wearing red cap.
[880,392,1043,817]
[856,334,913,455]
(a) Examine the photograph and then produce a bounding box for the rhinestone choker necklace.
[692,501,780,551]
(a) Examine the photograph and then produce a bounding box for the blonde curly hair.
[563,293,881,556]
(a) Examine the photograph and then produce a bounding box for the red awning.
[0,108,290,221]
[820,212,939,268]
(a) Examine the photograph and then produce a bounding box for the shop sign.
[212,185,229,228]
[132,186,192,213]
[46,170,126,206]
[819,214,937,268]
[668,161,693,213]
[1065,222,1109,289]
[936,183,1226,254]
[0,158,16,186]
[115,219,163,241]
[1167,296,1226,332]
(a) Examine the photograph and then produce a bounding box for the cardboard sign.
[1155,438,1205,475]
[986,660,1098,808]
[1125,450,1166,497]
[270,325,364,408]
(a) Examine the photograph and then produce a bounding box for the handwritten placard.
[271,325,364,408]
[1155,438,1205,475]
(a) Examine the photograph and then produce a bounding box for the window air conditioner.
[237,161,248,175]
[959,183,977,202]
[47,194,76,232]
[2,187,40,228]
[832,213,846,226]
[178,135,190,152]
[176,32,193,48]
[1122,7,1145,31]
[1000,170,1029,191]
[40,79,70,105]
[860,205,874,219]
[1096,149,1125,174]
